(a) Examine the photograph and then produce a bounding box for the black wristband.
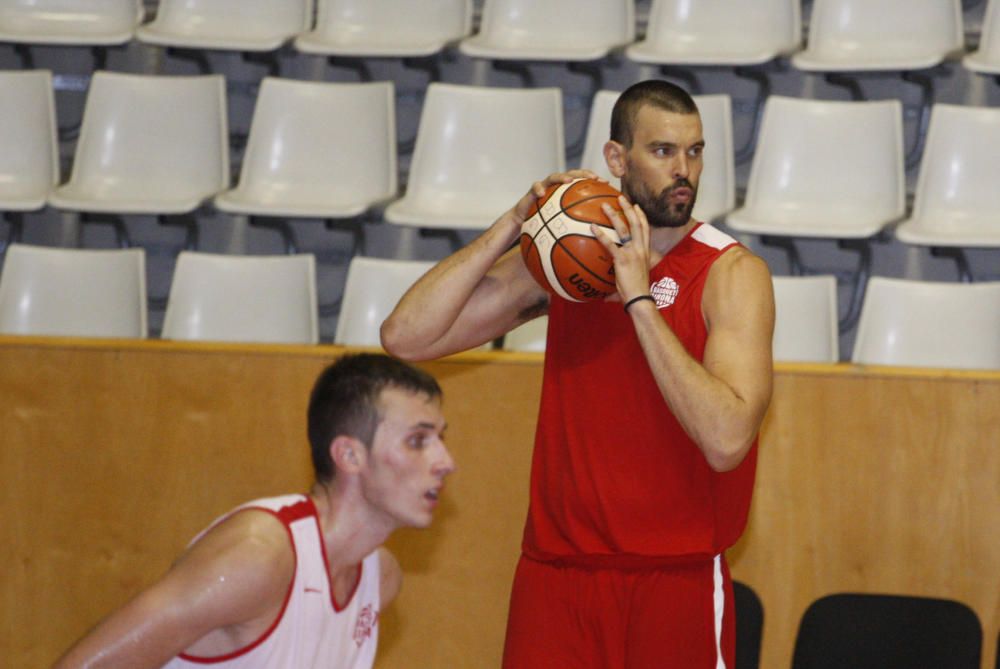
[623,295,655,312]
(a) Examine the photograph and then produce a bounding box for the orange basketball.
[519,178,626,302]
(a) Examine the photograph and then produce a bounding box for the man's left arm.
[627,247,775,471]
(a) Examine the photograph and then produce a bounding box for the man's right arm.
[53,511,294,669]
[381,171,595,361]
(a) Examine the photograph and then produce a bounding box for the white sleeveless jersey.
[162,494,381,669]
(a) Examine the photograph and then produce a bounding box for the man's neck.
[308,482,391,579]
[649,219,699,262]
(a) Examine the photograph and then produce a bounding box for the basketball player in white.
[53,353,455,669]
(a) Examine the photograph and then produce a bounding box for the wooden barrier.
[1,336,997,668]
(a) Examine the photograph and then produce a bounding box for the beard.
[620,172,698,229]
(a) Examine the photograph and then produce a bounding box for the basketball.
[520,178,626,302]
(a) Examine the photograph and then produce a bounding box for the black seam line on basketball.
[558,195,621,226]
[554,235,616,288]
[532,193,618,243]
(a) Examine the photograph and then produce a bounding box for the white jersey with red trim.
[162,494,381,669]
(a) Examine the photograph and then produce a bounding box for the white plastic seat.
[851,277,1000,370]
[503,316,548,353]
[896,104,1000,249]
[964,0,1000,74]
[771,275,839,363]
[459,0,634,62]
[0,244,146,338]
[161,252,318,344]
[135,0,311,52]
[626,0,801,66]
[334,256,435,346]
[792,0,963,71]
[0,70,58,211]
[49,72,229,215]
[580,91,735,223]
[215,78,396,219]
[295,0,471,57]
[384,83,564,231]
[726,96,905,239]
[0,0,143,45]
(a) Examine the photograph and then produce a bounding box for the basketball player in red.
[382,80,774,668]
[54,354,454,669]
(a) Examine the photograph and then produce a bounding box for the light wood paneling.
[1,337,997,668]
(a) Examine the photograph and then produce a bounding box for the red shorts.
[502,554,735,669]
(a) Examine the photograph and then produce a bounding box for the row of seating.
[0,0,999,75]
[736,587,989,669]
[2,243,998,370]
[4,70,998,256]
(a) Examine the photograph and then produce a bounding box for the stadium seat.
[214,78,397,254]
[895,103,1000,281]
[0,244,146,338]
[459,0,633,62]
[135,0,312,52]
[0,69,59,247]
[161,252,318,344]
[734,581,764,669]
[48,72,229,248]
[625,0,801,66]
[964,0,1000,74]
[384,83,564,231]
[791,593,982,669]
[851,277,1000,370]
[772,275,839,363]
[0,0,143,45]
[579,91,735,224]
[334,256,434,346]
[792,0,963,72]
[295,0,471,58]
[726,96,904,330]
[503,317,548,352]
[727,96,904,240]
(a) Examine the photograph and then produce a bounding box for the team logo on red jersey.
[353,604,379,647]
[650,277,680,308]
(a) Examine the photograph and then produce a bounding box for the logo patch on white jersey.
[650,277,680,308]
[354,604,379,647]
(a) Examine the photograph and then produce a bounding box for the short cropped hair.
[610,80,699,148]
[307,353,442,484]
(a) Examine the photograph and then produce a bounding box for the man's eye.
[408,435,426,450]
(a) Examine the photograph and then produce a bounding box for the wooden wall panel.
[2,337,997,668]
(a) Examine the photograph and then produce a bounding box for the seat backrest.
[161,252,318,344]
[234,78,396,209]
[975,0,1000,65]
[0,244,146,338]
[640,0,800,58]
[0,69,58,210]
[580,91,735,223]
[910,104,1000,226]
[851,277,1000,370]
[474,0,633,50]
[312,0,470,44]
[741,96,904,231]
[804,0,962,63]
[792,593,982,669]
[62,71,228,206]
[733,581,764,669]
[142,0,312,38]
[399,83,564,224]
[503,316,548,352]
[0,0,143,43]
[334,256,435,346]
[772,275,839,363]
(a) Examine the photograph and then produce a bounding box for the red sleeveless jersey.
[523,222,758,566]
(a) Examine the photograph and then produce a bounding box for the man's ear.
[604,140,627,179]
[331,436,366,475]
